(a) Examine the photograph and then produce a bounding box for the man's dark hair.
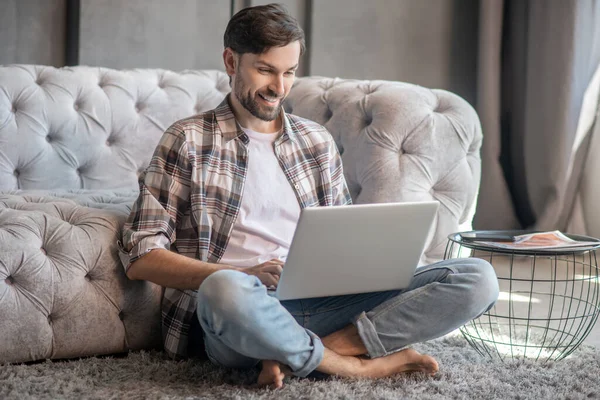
[224,3,305,55]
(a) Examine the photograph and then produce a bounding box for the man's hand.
[243,259,284,288]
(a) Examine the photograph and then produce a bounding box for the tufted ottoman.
[0,65,483,364]
[0,193,162,363]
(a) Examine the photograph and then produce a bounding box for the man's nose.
[269,75,285,97]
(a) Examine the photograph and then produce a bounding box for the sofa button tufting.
[118,311,125,320]
[41,248,46,255]
[46,135,52,143]
[74,103,79,111]
[47,315,52,324]
[85,274,91,281]
[320,82,333,91]
[5,276,14,285]
[13,170,19,177]
[105,139,112,146]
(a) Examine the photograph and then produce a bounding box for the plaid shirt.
[120,95,352,360]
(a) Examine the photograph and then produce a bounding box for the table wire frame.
[444,239,600,362]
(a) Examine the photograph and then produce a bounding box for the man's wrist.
[216,262,241,273]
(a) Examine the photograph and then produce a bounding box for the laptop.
[274,201,440,300]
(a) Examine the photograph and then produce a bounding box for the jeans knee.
[197,269,256,323]
[452,258,499,314]
[470,258,499,311]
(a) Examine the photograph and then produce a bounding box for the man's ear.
[223,48,237,77]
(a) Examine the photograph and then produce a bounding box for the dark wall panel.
[79,0,230,70]
[0,0,480,103]
[310,0,479,104]
[0,0,66,66]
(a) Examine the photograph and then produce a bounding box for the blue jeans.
[196,258,499,377]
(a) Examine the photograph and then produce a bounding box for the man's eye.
[259,69,270,74]
[285,71,295,76]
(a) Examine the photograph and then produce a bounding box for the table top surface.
[448,230,600,255]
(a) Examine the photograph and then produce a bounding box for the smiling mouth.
[258,93,281,105]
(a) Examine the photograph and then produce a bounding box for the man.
[120,3,499,389]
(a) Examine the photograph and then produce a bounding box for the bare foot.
[359,348,439,378]
[257,360,291,389]
[317,347,438,379]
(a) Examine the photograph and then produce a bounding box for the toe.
[272,374,284,389]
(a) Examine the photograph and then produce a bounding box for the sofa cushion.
[0,194,161,364]
[0,189,139,215]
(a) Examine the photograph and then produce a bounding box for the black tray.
[447,230,600,255]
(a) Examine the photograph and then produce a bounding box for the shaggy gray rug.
[1,334,599,400]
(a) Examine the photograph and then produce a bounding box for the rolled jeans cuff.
[354,311,387,358]
[293,329,325,378]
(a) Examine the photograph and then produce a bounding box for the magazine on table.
[472,230,598,250]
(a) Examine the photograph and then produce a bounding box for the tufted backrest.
[0,65,482,262]
[0,65,230,191]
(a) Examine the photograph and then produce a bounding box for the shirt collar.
[215,94,296,144]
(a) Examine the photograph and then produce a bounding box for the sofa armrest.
[285,78,482,264]
[0,197,163,364]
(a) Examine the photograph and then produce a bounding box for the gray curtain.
[474,0,600,234]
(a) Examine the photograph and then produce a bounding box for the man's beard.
[233,74,283,122]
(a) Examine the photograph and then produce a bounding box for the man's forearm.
[126,248,239,290]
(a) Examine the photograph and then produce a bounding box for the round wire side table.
[445,230,600,362]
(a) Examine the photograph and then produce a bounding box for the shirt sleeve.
[327,136,353,206]
[119,123,192,273]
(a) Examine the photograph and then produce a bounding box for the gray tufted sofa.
[0,65,482,364]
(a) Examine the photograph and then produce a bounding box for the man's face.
[230,41,301,122]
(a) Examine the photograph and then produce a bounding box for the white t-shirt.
[219,126,301,268]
